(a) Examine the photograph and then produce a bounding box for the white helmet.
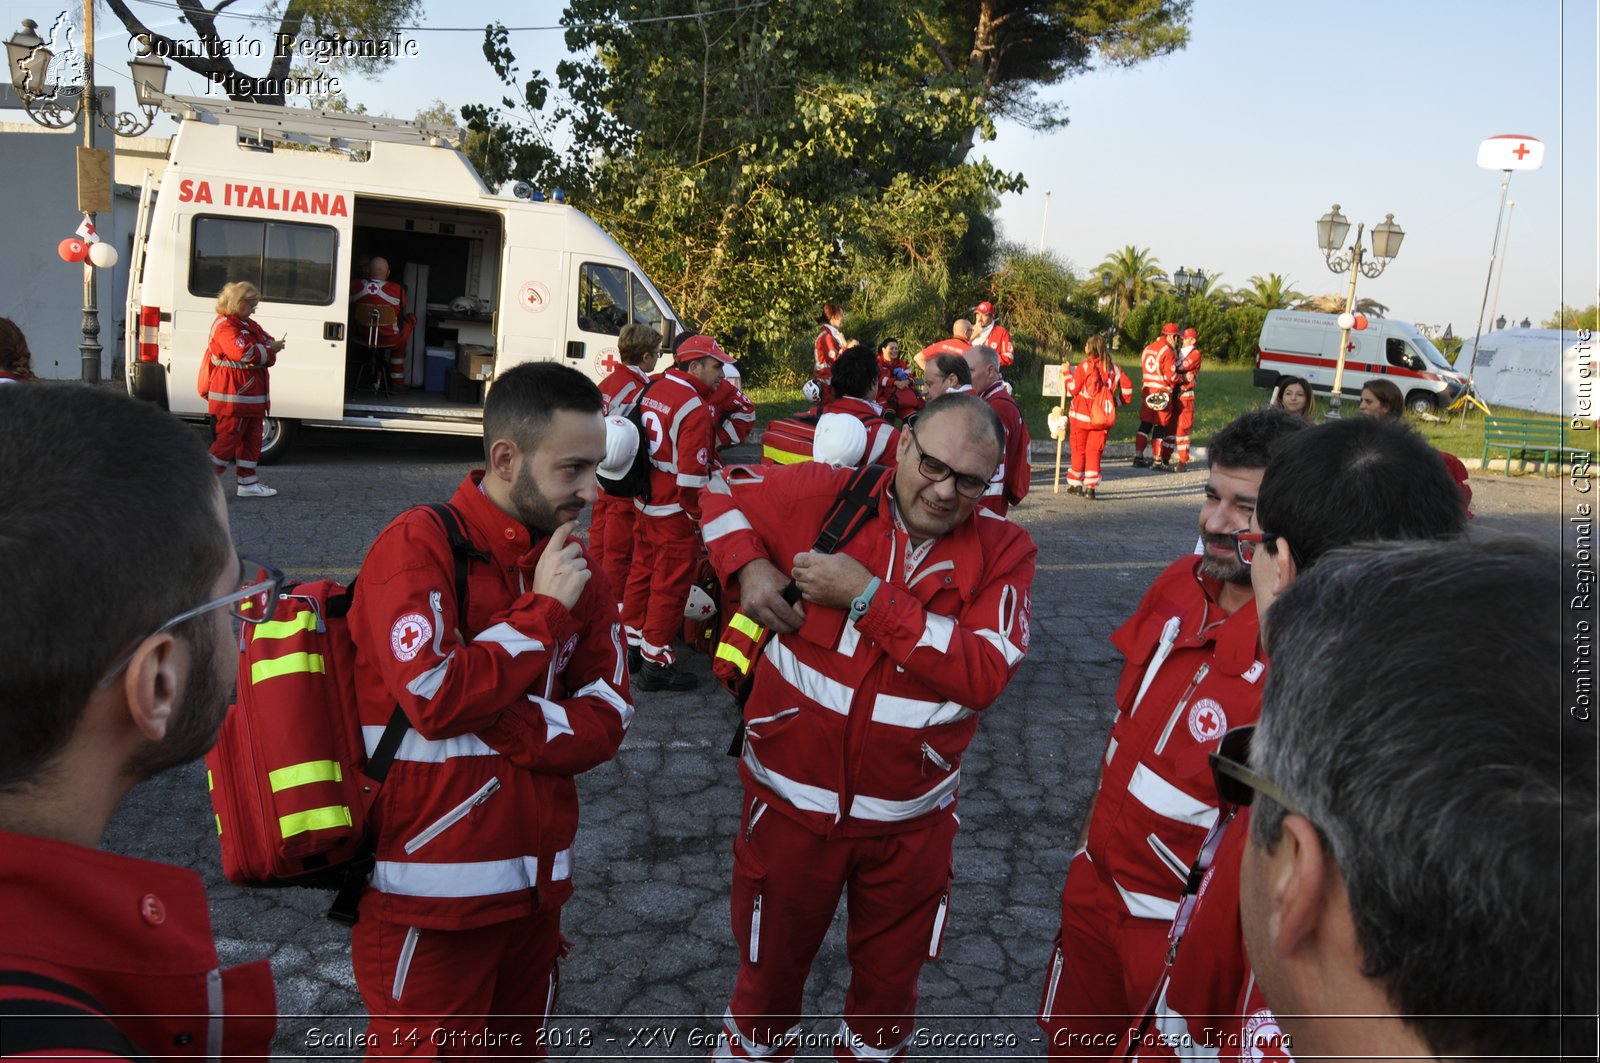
[813,413,868,468]
[684,584,717,621]
[722,362,742,384]
[449,295,480,315]
[802,379,822,405]
[598,416,639,479]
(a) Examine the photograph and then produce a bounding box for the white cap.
[813,413,868,468]
[599,415,639,479]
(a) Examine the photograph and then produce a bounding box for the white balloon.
[1336,311,1354,330]
[88,242,119,268]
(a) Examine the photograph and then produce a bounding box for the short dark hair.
[1207,407,1308,471]
[830,347,879,400]
[1252,537,1593,1060]
[0,385,231,790]
[0,316,33,376]
[1256,417,1466,571]
[917,392,1004,458]
[931,353,971,385]
[1361,378,1404,417]
[482,361,604,459]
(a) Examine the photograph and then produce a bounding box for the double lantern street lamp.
[1170,266,1206,330]
[1316,204,1404,418]
[6,12,171,382]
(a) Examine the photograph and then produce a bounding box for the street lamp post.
[1171,266,1205,331]
[7,8,170,382]
[1315,204,1404,418]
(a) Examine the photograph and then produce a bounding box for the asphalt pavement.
[100,424,1566,1059]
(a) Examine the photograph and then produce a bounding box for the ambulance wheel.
[258,417,298,464]
[1405,391,1437,416]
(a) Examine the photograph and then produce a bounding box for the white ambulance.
[1254,310,1466,414]
[126,95,681,460]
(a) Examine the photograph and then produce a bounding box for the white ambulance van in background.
[1254,310,1465,414]
[126,96,680,461]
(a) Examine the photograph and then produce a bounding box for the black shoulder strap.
[780,464,892,605]
[0,970,153,1062]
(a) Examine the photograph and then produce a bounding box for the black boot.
[1066,484,1082,495]
[1175,461,1188,473]
[637,660,698,692]
[1085,487,1098,500]
[627,646,643,673]
[1132,455,1150,468]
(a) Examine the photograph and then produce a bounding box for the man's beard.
[126,634,231,779]
[1198,532,1251,587]
[510,461,580,535]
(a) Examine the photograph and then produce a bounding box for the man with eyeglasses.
[0,385,278,1057]
[1119,414,1472,1063]
[700,393,1037,1061]
[1039,408,1307,1060]
[964,343,1031,515]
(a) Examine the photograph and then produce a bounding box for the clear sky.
[17,0,1596,333]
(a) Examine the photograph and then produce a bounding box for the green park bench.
[1480,415,1586,476]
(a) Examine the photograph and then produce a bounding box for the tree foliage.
[1239,273,1306,310]
[104,0,422,105]
[1543,302,1600,330]
[1125,293,1266,364]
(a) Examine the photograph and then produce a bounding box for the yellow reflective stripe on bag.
[715,641,753,675]
[251,611,320,640]
[279,805,352,839]
[250,652,326,685]
[727,613,763,641]
[268,759,343,793]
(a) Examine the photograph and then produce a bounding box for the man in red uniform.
[913,319,971,371]
[1125,416,1468,1063]
[1170,328,1203,472]
[1132,323,1179,469]
[971,300,1015,367]
[762,348,899,467]
[594,322,662,635]
[620,334,733,692]
[347,361,633,1055]
[1037,408,1307,1060]
[965,343,1031,515]
[701,393,1037,1061]
[0,385,277,1058]
[350,256,417,391]
[710,361,758,461]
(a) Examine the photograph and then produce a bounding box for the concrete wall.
[0,85,160,380]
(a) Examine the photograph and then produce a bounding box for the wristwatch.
[848,577,882,623]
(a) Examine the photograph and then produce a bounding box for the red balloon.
[58,238,89,263]
[1352,314,1369,331]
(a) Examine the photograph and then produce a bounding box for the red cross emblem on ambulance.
[1188,698,1227,742]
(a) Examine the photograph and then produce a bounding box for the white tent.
[1464,328,1592,418]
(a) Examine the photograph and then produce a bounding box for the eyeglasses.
[1209,725,1304,817]
[907,427,993,500]
[1231,529,1281,567]
[97,555,284,689]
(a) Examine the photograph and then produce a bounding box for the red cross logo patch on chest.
[1187,697,1227,742]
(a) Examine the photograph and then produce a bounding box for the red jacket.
[877,356,925,420]
[815,325,846,378]
[600,363,651,417]
[0,831,276,1060]
[1140,339,1177,393]
[635,367,715,522]
[701,461,1037,838]
[204,314,274,417]
[1086,557,1265,921]
[709,378,757,453]
[348,472,632,930]
[1065,358,1134,428]
[350,278,410,348]
[1175,343,1202,399]
[978,380,1032,513]
[972,321,1015,367]
[761,397,900,467]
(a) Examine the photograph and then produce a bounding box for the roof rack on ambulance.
[153,91,464,151]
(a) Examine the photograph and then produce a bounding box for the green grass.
[752,366,1599,465]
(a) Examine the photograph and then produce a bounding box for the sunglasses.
[1208,725,1304,817]
[1230,529,1280,567]
[97,556,284,689]
[908,427,992,500]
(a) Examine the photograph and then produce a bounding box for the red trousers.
[588,494,638,611]
[352,907,564,1058]
[1039,852,1171,1061]
[1171,397,1196,463]
[620,509,698,665]
[717,800,958,1061]
[1067,423,1109,489]
[210,415,264,484]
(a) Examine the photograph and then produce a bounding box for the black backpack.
[598,379,658,501]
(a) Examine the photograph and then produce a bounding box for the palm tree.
[1296,292,1391,316]
[1192,269,1233,306]
[1095,245,1166,326]
[1241,273,1307,310]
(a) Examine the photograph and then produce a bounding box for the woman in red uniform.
[813,302,851,403]
[1360,378,1473,515]
[203,281,283,497]
[1064,335,1133,499]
